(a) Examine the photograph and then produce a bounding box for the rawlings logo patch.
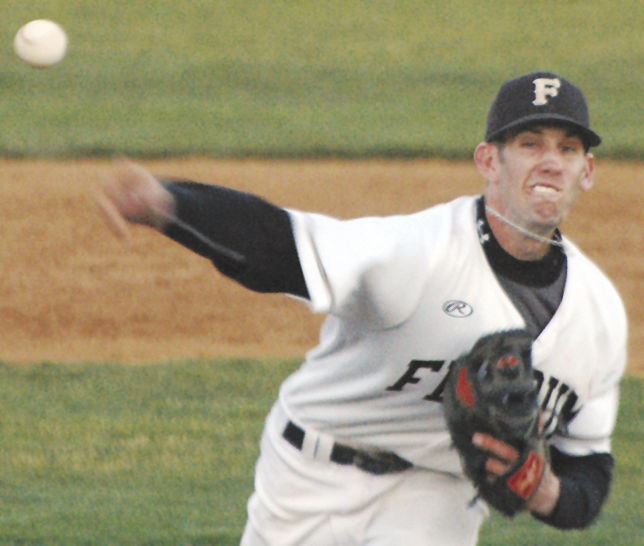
[507,450,545,499]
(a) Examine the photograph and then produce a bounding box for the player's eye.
[561,142,581,153]
[519,139,537,148]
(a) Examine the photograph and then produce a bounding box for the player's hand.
[472,432,560,516]
[96,158,175,238]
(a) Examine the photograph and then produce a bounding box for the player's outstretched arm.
[95,159,309,298]
[96,159,175,237]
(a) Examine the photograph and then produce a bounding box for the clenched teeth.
[532,184,559,195]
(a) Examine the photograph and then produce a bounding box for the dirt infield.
[1,158,642,377]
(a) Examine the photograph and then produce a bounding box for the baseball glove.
[442,329,546,517]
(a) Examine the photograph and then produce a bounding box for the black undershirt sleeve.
[533,446,614,529]
[162,180,309,298]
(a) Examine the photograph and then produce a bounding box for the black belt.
[282,421,412,475]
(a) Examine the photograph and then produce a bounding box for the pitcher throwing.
[97,72,627,545]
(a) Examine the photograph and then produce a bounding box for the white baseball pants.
[240,402,488,545]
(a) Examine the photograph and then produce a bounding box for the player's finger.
[485,456,510,477]
[472,432,520,463]
[94,187,131,239]
[113,156,160,195]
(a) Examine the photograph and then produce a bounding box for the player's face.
[479,125,595,234]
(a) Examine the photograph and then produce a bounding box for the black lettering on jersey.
[533,369,545,391]
[539,373,560,411]
[387,363,582,435]
[543,383,569,434]
[387,360,444,391]
[423,371,450,403]
[559,389,580,424]
[534,370,581,437]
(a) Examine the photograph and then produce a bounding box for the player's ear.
[579,153,595,192]
[474,141,499,181]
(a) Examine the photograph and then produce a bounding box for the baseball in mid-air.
[14,19,68,68]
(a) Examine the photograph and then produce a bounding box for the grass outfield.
[0,360,641,544]
[3,1,644,158]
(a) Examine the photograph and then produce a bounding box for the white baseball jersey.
[282,195,627,474]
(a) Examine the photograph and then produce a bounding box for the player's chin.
[529,199,568,228]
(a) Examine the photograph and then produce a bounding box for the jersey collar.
[476,197,566,287]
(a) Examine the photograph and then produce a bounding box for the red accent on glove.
[497,354,518,368]
[507,450,545,499]
[456,368,475,407]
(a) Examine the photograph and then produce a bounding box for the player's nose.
[537,145,564,174]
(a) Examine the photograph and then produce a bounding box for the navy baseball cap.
[485,71,601,147]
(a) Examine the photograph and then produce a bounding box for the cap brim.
[486,114,601,147]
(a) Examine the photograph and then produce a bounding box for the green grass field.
[0,361,641,545]
[3,1,644,158]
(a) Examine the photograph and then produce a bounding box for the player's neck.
[484,208,558,261]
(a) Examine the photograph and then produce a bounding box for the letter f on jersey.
[532,78,561,106]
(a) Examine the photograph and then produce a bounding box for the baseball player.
[97,72,627,545]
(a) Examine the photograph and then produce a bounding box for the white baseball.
[14,19,68,68]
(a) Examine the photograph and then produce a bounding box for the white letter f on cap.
[532,78,561,106]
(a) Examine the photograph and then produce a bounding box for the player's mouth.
[528,183,561,198]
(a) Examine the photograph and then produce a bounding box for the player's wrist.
[527,466,560,516]
[149,185,176,231]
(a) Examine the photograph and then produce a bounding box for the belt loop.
[300,427,320,459]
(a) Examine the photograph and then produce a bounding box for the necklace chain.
[484,205,564,248]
